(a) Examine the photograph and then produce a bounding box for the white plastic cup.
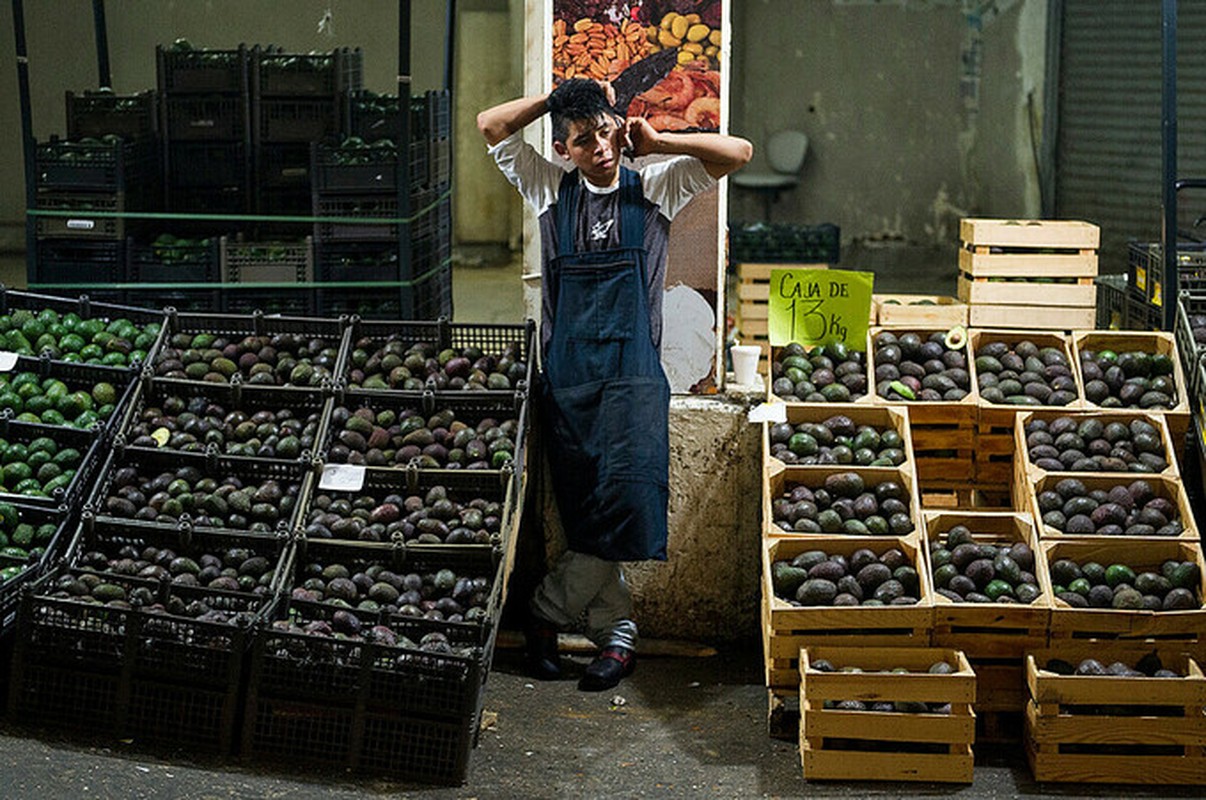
[730,345,762,385]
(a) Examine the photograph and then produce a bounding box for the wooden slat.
[737,262,828,282]
[958,247,1099,279]
[968,304,1097,330]
[874,295,968,328]
[957,274,1097,306]
[802,740,974,783]
[960,218,1101,250]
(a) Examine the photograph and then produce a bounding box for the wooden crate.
[869,326,978,485]
[970,329,1082,487]
[1071,329,1191,443]
[959,219,1098,332]
[922,511,1050,659]
[1025,646,1206,784]
[766,333,875,405]
[1024,472,1199,542]
[799,646,975,783]
[959,218,1100,280]
[875,294,967,328]
[1041,539,1206,650]
[1013,410,1181,482]
[763,403,916,472]
[763,461,921,540]
[762,537,933,689]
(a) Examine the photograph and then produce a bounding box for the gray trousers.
[530,549,638,651]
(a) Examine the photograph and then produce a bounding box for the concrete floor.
[1,244,1176,798]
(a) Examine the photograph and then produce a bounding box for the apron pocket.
[557,263,638,342]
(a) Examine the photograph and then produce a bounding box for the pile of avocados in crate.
[0,287,532,785]
[758,220,1206,785]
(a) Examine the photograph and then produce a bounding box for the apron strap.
[619,167,644,251]
[554,169,580,259]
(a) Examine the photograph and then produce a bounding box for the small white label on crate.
[0,352,18,371]
[66,219,95,230]
[747,402,787,424]
[319,463,366,492]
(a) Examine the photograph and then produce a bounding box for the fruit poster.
[552,1,722,132]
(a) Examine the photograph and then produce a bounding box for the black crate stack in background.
[29,41,449,321]
[32,87,162,304]
[313,89,453,320]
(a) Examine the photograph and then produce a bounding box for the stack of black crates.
[29,42,451,321]
[31,90,161,305]
[313,89,453,319]
[0,290,533,785]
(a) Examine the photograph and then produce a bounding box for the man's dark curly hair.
[547,79,619,144]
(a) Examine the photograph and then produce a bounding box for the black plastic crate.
[34,191,135,241]
[166,140,249,190]
[1176,290,1206,401]
[151,310,348,388]
[348,91,406,143]
[66,89,159,140]
[35,137,157,194]
[342,319,535,392]
[156,43,249,96]
[127,236,220,284]
[316,240,403,283]
[1125,286,1164,331]
[313,194,402,242]
[222,287,317,317]
[257,96,341,143]
[0,335,145,402]
[297,465,513,547]
[221,236,312,284]
[728,221,841,265]
[0,503,71,637]
[312,142,402,194]
[253,47,362,97]
[0,287,168,363]
[0,416,105,508]
[1127,240,1206,308]
[1095,273,1128,330]
[163,95,248,141]
[254,187,311,220]
[244,596,486,784]
[88,446,309,535]
[257,142,310,189]
[32,238,125,286]
[116,375,330,464]
[316,401,523,492]
[6,563,270,755]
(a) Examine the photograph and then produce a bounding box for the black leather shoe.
[524,614,562,680]
[578,647,635,692]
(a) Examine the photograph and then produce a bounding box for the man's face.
[554,114,625,187]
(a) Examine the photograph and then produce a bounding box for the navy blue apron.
[541,167,670,562]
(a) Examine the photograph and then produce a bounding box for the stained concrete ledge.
[529,381,767,644]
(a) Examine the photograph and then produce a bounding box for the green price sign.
[768,268,874,349]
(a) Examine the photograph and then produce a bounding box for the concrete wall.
[729,0,1046,248]
[0,0,449,250]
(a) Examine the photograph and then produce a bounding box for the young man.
[477,79,751,691]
